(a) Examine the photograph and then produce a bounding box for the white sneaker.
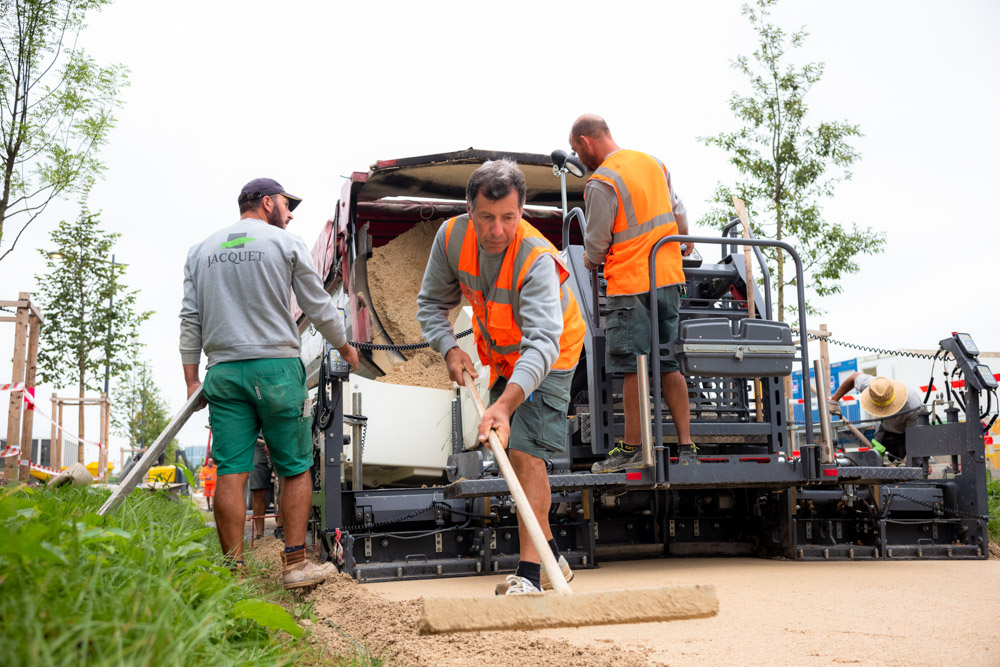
[500,574,541,596]
[494,556,572,595]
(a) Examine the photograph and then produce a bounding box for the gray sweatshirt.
[416,219,566,396]
[179,217,348,368]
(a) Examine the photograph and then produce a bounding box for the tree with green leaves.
[0,0,128,261]
[113,355,175,460]
[34,209,151,438]
[700,0,885,322]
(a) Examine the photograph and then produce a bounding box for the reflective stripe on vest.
[589,149,684,296]
[444,215,586,385]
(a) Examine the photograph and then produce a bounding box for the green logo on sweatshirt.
[220,235,256,249]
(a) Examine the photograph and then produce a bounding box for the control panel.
[975,364,998,390]
[954,332,979,358]
[327,345,352,379]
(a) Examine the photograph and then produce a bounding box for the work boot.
[282,548,330,590]
[591,444,641,473]
[499,574,541,596]
[494,555,573,595]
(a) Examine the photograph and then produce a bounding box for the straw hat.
[859,376,908,418]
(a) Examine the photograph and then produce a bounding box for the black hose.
[315,353,335,431]
[922,349,943,404]
[349,327,473,352]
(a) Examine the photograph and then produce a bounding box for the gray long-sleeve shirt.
[416,220,565,396]
[583,151,688,268]
[179,217,347,368]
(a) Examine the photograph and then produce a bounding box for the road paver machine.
[300,150,996,581]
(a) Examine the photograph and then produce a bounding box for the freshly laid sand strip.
[418,584,718,634]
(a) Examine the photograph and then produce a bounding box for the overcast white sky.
[2,0,998,466]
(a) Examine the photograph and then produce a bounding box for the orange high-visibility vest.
[444,215,586,386]
[588,149,684,296]
[199,466,217,486]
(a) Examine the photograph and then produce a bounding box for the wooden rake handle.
[463,371,572,595]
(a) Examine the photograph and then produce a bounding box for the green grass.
[988,478,1000,544]
[0,484,376,666]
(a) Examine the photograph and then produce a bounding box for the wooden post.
[99,393,109,482]
[77,398,85,466]
[819,323,831,397]
[18,309,41,482]
[6,293,30,481]
[784,375,795,451]
[50,394,58,468]
[56,400,64,470]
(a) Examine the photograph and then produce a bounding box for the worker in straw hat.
[829,372,924,463]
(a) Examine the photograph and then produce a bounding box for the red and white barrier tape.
[0,446,67,476]
[1,383,105,449]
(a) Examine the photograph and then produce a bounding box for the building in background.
[184,445,207,469]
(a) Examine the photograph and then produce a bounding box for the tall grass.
[0,484,328,666]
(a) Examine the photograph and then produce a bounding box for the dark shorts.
[204,358,312,478]
[604,285,681,374]
[489,370,574,462]
[249,438,274,491]
[873,427,906,460]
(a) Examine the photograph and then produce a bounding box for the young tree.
[0,0,128,261]
[700,0,885,322]
[34,209,151,437]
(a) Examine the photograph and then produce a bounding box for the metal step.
[835,466,925,482]
[444,472,627,499]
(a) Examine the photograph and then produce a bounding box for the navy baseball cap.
[237,178,302,211]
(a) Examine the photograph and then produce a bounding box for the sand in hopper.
[366,219,465,391]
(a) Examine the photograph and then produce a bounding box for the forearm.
[179,320,203,365]
[831,372,858,401]
[184,364,201,386]
[493,382,525,418]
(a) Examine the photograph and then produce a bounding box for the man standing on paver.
[416,159,585,595]
[568,114,695,472]
[180,177,359,588]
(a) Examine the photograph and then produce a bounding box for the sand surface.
[237,497,1000,664]
[351,556,1000,666]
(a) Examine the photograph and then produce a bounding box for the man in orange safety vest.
[569,114,695,472]
[417,159,585,596]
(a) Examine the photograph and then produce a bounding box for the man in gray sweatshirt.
[180,177,358,589]
[416,160,585,595]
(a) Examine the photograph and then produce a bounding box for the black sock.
[515,561,541,590]
[547,539,561,560]
[284,544,305,554]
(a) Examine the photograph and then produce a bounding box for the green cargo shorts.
[489,370,574,461]
[604,285,681,374]
[203,358,312,478]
